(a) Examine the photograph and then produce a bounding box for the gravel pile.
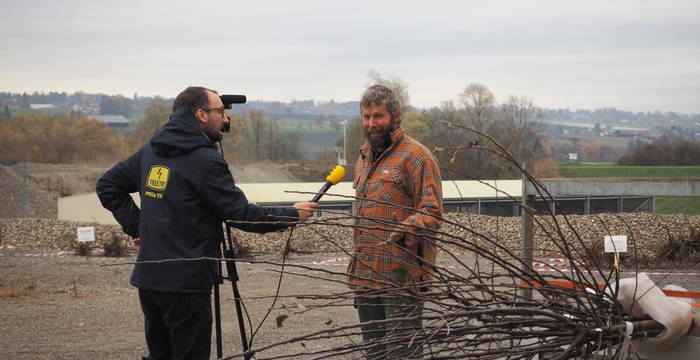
[441,212,700,265]
[2,213,698,266]
[0,165,57,218]
[0,218,129,251]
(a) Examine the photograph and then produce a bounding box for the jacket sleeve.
[96,152,141,238]
[404,153,443,233]
[200,157,299,233]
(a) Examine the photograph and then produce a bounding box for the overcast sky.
[1,0,699,113]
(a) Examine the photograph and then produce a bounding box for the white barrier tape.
[0,245,17,249]
[24,251,70,257]
[312,257,349,265]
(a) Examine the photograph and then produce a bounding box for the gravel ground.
[2,212,699,359]
[1,247,699,360]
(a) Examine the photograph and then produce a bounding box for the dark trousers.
[138,289,212,360]
[355,295,423,359]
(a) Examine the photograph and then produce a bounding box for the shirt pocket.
[377,169,404,201]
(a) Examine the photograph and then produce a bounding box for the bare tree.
[425,89,555,179]
[228,110,302,163]
[458,83,496,133]
[366,69,411,115]
[458,83,497,174]
[494,94,545,170]
[135,97,170,144]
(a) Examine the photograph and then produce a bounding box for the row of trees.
[0,97,303,165]
[0,113,134,164]
[617,135,700,165]
[540,107,700,129]
[0,96,170,164]
[224,110,303,163]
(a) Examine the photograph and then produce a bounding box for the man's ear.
[394,110,402,126]
[194,108,208,124]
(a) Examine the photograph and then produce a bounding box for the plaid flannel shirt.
[346,127,443,293]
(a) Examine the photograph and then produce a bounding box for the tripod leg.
[214,285,223,359]
[214,244,223,359]
[224,225,254,359]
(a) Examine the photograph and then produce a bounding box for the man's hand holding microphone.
[293,201,317,221]
[294,165,345,221]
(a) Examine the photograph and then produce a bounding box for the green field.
[556,163,700,215]
[556,163,700,178]
[655,197,700,215]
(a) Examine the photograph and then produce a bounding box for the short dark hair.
[172,86,218,114]
[360,85,400,121]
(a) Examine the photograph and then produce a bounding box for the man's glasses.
[202,107,225,116]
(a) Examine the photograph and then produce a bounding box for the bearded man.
[347,84,443,359]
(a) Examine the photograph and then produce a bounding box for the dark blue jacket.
[97,108,298,293]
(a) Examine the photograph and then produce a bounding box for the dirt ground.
[1,249,699,360]
[0,250,359,360]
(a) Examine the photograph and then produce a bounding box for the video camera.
[219,94,246,133]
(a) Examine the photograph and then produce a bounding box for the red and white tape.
[535,268,700,276]
[0,245,16,249]
[532,259,585,268]
[533,262,570,268]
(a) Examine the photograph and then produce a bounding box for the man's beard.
[203,123,223,143]
[364,128,392,151]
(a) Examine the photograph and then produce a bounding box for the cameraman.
[97,86,316,359]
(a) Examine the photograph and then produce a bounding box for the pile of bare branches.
[215,124,678,360]
[221,211,661,359]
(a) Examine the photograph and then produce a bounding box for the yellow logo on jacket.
[146,165,169,191]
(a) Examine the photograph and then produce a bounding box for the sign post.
[604,235,627,271]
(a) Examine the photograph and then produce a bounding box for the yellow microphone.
[311,166,345,202]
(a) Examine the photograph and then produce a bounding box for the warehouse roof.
[237,180,522,204]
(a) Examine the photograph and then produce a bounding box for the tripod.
[213,221,254,360]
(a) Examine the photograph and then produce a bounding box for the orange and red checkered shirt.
[346,127,443,293]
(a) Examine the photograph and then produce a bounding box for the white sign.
[77,226,95,242]
[568,153,578,161]
[604,235,627,253]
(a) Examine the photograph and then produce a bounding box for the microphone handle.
[311,182,332,202]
